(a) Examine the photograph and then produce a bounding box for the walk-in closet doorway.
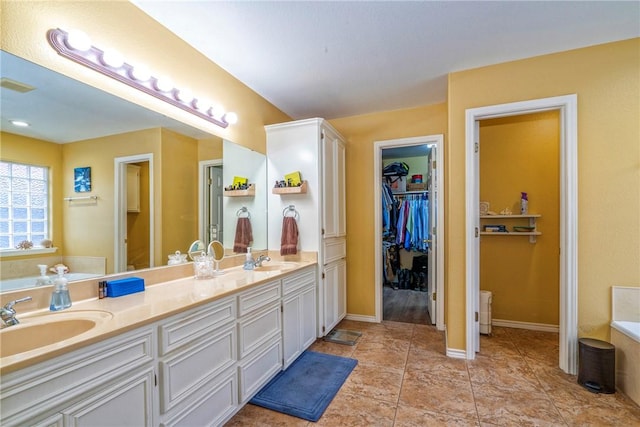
[374,135,444,330]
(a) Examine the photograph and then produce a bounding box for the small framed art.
[74,167,92,192]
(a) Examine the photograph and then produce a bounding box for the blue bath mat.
[249,350,357,421]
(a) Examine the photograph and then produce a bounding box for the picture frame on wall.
[74,167,91,193]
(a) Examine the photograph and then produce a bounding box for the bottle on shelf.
[520,192,528,215]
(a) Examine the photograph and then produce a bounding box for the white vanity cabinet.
[157,295,238,427]
[0,327,156,427]
[266,118,347,337]
[282,265,317,369]
[237,280,283,403]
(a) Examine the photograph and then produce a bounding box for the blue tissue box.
[106,277,145,298]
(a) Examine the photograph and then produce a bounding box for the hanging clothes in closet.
[395,193,429,252]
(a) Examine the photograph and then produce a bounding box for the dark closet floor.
[383,285,431,324]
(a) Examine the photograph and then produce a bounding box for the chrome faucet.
[254,255,271,267]
[1,296,32,327]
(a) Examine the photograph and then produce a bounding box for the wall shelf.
[224,184,255,197]
[272,180,308,195]
[480,214,541,243]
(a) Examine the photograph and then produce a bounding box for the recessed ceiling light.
[9,120,30,127]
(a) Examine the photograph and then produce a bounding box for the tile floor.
[225,320,640,426]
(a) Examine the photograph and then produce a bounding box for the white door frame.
[114,153,154,273]
[198,159,223,244]
[465,94,578,374]
[374,134,445,330]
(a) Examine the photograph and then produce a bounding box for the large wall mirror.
[0,51,267,292]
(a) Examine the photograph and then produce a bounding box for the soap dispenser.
[243,247,255,270]
[35,264,52,287]
[50,266,72,311]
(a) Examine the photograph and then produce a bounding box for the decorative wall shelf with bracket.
[224,184,255,197]
[480,214,541,243]
[272,180,308,195]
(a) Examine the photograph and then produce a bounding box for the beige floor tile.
[399,371,478,420]
[224,403,309,427]
[394,403,480,426]
[314,389,397,427]
[467,353,541,391]
[225,321,640,427]
[341,361,405,403]
[472,382,565,426]
[406,346,470,382]
[352,337,410,368]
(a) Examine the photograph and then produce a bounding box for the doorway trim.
[465,94,578,374]
[114,153,154,273]
[198,159,223,244]
[373,134,445,330]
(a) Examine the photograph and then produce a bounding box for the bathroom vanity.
[0,262,317,427]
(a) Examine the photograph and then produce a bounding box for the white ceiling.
[1,2,638,143]
[132,1,640,119]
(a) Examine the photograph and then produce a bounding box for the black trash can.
[577,338,615,394]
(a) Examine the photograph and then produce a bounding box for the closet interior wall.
[381,148,431,294]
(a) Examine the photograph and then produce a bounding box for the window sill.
[0,247,59,258]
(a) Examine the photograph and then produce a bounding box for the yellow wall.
[0,0,290,152]
[330,103,447,316]
[160,129,199,261]
[62,128,162,272]
[447,38,640,350]
[479,111,560,325]
[0,132,63,254]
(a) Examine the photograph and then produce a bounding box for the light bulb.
[101,48,124,68]
[65,29,92,52]
[175,88,194,104]
[10,120,30,127]
[130,64,151,82]
[211,105,225,119]
[224,112,238,125]
[153,76,174,92]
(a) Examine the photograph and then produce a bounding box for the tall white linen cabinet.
[266,118,346,337]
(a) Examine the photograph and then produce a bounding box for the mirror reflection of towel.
[234,217,253,253]
[280,216,299,255]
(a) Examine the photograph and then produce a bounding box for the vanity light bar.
[47,28,238,128]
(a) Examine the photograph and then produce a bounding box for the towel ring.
[236,207,251,218]
[282,205,299,219]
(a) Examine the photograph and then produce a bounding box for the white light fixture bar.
[47,28,237,128]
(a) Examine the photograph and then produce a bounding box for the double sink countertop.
[0,258,316,375]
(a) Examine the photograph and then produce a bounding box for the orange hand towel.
[233,217,253,253]
[280,216,299,255]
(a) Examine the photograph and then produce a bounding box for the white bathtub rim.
[611,320,640,343]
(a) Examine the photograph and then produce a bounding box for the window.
[0,161,49,250]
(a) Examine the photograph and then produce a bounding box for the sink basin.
[254,262,298,272]
[0,310,113,358]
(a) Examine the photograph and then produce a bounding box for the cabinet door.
[62,368,155,427]
[127,164,141,213]
[323,259,347,334]
[336,138,346,237]
[282,293,302,368]
[322,129,337,238]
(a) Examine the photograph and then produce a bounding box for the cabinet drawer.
[237,280,280,317]
[323,237,346,264]
[61,368,155,427]
[159,296,235,356]
[282,265,316,296]
[159,323,236,414]
[238,302,281,359]
[161,370,238,427]
[1,327,154,426]
[238,337,282,403]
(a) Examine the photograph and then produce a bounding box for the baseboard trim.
[345,313,377,323]
[492,318,559,333]
[446,348,467,359]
